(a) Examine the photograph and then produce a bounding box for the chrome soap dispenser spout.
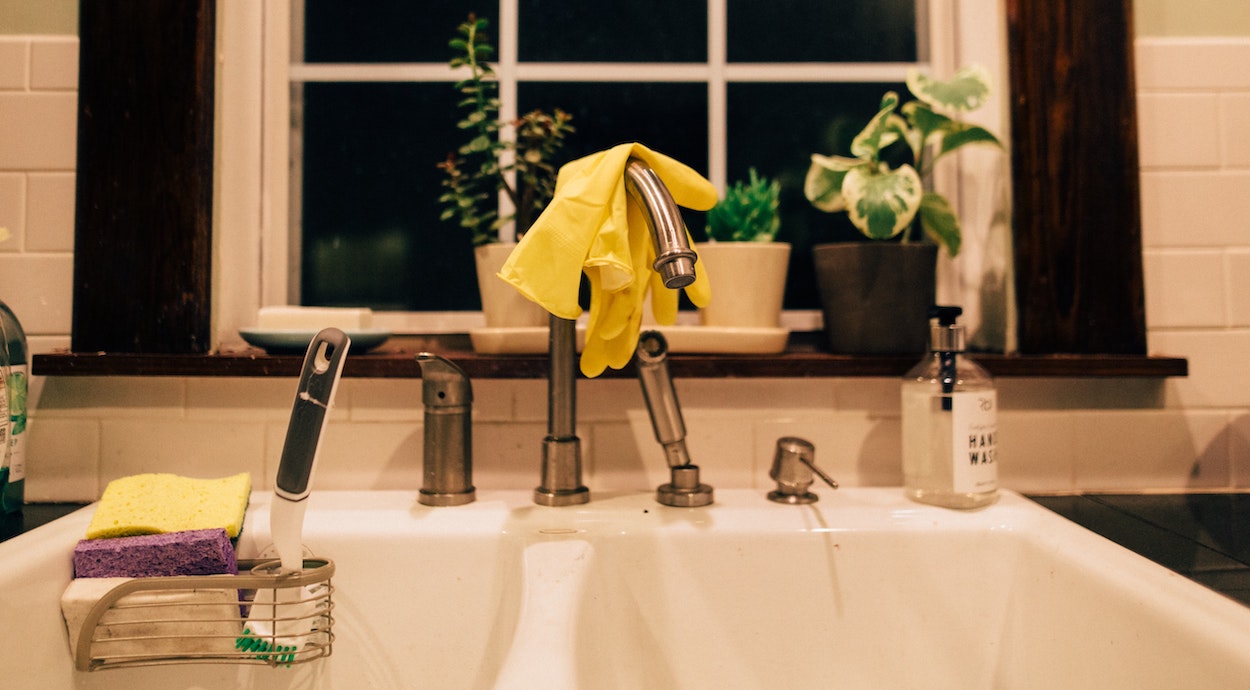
[767,437,838,504]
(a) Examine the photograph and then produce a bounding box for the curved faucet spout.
[623,158,698,289]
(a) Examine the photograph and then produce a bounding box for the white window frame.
[213,0,1009,347]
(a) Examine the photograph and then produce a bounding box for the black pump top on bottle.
[929,305,966,353]
[930,305,963,327]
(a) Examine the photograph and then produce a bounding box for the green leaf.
[804,154,862,212]
[707,167,781,241]
[938,124,1002,157]
[850,92,901,160]
[918,192,961,257]
[842,164,922,239]
[449,38,468,52]
[901,101,951,154]
[907,65,992,113]
[461,135,493,154]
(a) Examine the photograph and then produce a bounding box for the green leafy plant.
[437,14,574,247]
[803,66,1001,257]
[706,168,781,243]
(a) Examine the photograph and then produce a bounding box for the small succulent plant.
[705,168,781,243]
[437,14,574,247]
[803,65,1002,257]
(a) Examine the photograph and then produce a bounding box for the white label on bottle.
[949,390,997,494]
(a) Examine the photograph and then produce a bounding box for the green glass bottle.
[0,300,27,514]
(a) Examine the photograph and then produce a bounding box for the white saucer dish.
[469,325,788,355]
[240,328,392,353]
[469,327,586,354]
[654,325,789,354]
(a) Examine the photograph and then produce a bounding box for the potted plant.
[803,65,1001,353]
[437,14,574,329]
[697,168,790,330]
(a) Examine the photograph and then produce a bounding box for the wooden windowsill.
[32,333,1188,379]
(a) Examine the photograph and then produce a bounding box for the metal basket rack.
[70,557,335,672]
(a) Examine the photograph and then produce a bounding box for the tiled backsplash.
[2,36,1249,502]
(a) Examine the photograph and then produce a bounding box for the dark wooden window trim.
[1007,0,1147,354]
[42,1,1180,379]
[71,0,215,354]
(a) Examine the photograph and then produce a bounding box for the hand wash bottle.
[901,306,998,509]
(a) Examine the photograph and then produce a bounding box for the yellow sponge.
[86,473,252,540]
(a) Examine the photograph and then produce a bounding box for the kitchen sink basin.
[4,489,1249,688]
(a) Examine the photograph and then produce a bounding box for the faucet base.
[418,488,476,507]
[766,490,818,505]
[533,486,591,507]
[657,465,714,507]
[534,436,590,506]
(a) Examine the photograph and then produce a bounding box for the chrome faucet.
[416,353,475,506]
[533,158,700,507]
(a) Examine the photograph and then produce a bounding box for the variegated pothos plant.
[803,66,1001,257]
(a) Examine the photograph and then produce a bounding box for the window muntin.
[290,1,931,325]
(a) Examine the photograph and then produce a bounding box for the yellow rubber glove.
[498,143,716,377]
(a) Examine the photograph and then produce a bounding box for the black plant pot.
[811,242,937,354]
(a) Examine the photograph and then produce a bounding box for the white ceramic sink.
[4,489,1250,689]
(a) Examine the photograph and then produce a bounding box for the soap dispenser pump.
[901,306,998,509]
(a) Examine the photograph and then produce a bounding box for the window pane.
[300,82,479,310]
[726,81,906,309]
[519,81,710,254]
[303,1,499,63]
[519,0,707,62]
[727,0,917,62]
[518,82,708,167]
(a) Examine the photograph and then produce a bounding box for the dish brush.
[237,328,348,664]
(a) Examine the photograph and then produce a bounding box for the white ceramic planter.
[694,242,791,328]
[474,243,550,329]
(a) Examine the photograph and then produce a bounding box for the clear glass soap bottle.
[901,306,998,509]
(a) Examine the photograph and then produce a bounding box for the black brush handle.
[275,328,350,500]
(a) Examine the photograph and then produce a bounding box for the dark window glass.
[300,82,479,310]
[727,0,917,63]
[519,1,707,62]
[725,81,906,309]
[304,2,499,63]
[519,81,710,263]
[519,82,708,168]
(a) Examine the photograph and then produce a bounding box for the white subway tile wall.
[3,36,1249,502]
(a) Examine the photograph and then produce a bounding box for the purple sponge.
[73,528,238,578]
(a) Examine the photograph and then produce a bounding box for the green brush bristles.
[236,627,298,666]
